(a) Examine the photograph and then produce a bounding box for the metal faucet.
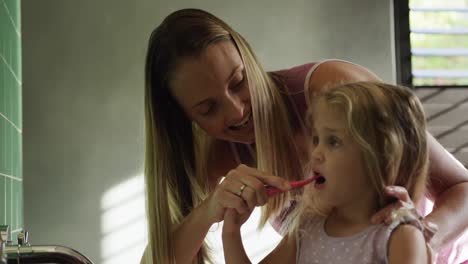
[0,225,93,264]
[0,225,10,264]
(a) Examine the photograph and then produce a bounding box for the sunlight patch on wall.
[100,174,281,263]
[101,174,147,264]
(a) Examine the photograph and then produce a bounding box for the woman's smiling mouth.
[229,111,252,130]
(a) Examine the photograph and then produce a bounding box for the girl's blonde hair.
[144,8,301,263]
[314,82,429,206]
[290,81,429,234]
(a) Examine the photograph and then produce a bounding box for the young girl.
[222,82,431,263]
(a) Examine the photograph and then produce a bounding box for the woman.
[142,8,468,264]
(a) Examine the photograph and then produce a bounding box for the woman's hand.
[371,186,438,242]
[222,208,253,234]
[201,164,290,225]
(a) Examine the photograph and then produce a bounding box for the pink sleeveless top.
[296,216,401,264]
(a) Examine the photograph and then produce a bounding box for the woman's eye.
[231,77,245,92]
[200,103,216,116]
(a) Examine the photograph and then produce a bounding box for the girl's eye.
[311,135,319,146]
[328,136,341,147]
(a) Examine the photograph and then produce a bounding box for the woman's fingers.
[371,186,416,224]
[217,188,249,214]
[372,201,412,224]
[238,185,257,210]
[371,202,399,224]
[236,164,291,190]
[224,164,289,207]
[221,176,258,209]
[230,169,268,206]
[384,185,411,203]
[215,164,290,220]
[222,207,254,234]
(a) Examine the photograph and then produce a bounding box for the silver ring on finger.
[236,184,247,197]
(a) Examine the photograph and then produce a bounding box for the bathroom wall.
[0,0,22,241]
[22,0,395,263]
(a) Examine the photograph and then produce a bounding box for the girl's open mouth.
[314,172,326,189]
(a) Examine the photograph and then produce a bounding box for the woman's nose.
[225,95,244,123]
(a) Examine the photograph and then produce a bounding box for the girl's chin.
[308,200,332,216]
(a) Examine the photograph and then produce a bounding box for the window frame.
[393,0,468,88]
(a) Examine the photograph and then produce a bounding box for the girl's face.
[169,41,255,144]
[306,100,375,213]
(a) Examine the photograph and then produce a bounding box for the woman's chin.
[231,137,255,145]
[225,130,255,144]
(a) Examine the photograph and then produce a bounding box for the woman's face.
[170,41,255,144]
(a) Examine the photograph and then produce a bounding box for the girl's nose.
[311,147,324,163]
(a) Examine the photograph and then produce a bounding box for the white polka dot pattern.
[296,217,397,264]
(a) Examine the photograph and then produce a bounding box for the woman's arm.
[423,133,468,250]
[309,60,468,251]
[369,122,468,252]
[170,140,240,263]
[139,199,217,264]
[172,200,217,263]
[388,225,429,264]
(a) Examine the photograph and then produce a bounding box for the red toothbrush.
[266,175,320,197]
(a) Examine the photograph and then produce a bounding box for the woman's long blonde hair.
[144,8,301,263]
[290,82,430,233]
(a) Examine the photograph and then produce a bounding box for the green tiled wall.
[1,0,22,241]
